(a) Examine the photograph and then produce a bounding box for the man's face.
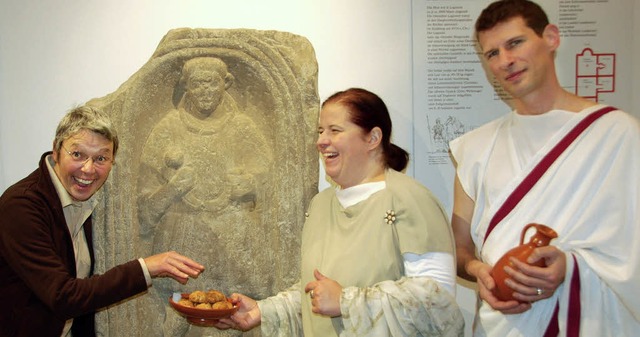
[52,130,114,202]
[185,70,225,115]
[478,17,558,100]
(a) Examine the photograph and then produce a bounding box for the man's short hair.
[475,0,549,37]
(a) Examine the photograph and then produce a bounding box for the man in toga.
[449,0,640,335]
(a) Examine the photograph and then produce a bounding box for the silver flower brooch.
[384,210,396,225]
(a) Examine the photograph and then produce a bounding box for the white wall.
[635,1,640,115]
[1,1,638,336]
[0,0,414,192]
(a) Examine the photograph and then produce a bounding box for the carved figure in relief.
[137,56,273,336]
[87,28,319,336]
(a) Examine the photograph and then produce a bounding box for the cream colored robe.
[259,169,463,336]
[450,106,640,336]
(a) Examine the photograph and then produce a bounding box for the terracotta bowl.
[169,293,238,326]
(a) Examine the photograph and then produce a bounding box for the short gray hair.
[53,105,119,156]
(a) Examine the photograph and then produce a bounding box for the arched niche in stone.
[88,28,319,336]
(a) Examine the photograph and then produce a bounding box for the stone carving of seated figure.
[138,57,273,336]
[138,57,271,225]
[88,28,319,337]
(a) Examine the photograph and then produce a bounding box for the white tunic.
[450,105,640,336]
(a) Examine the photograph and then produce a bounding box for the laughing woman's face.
[52,130,114,201]
[316,102,374,189]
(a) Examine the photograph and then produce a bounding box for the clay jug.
[490,223,558,302]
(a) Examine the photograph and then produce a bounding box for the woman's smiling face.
[52,130,114,201]
[316,102,373,188]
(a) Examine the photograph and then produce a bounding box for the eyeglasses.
[62,145,113,168]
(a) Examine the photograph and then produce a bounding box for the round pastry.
[212,301,233,310]
[206,290,227,304]
[188,290,207,303]
[178,298,195,307]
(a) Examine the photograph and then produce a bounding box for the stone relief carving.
[88,28,319,336]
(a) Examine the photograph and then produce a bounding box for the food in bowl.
[177,289,233,310]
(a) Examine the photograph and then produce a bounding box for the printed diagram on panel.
[427,115,468,153]
[575,48,615,102]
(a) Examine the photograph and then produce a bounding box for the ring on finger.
[310,290,315,299]
[536,288,544,296]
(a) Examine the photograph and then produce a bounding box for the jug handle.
[520,223,538,245]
